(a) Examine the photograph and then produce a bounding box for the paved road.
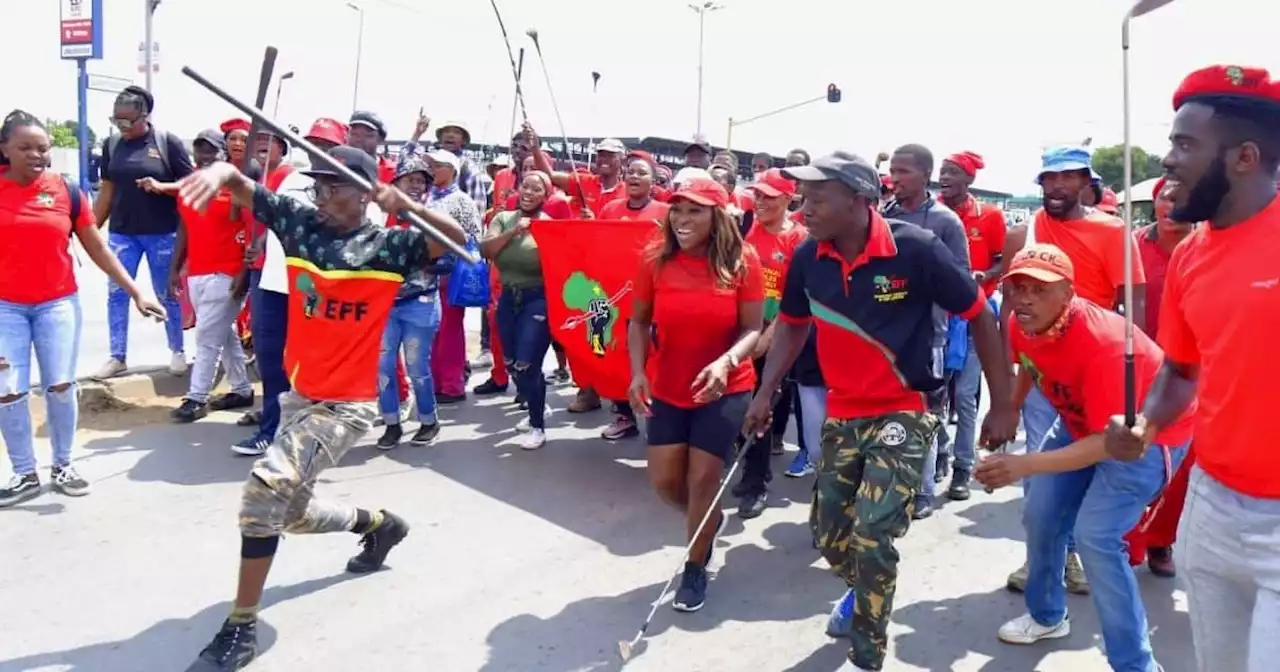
[1,370,1195,672]
[71,246,484,379]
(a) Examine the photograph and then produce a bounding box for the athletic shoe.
[672,562,708,612]
[784,452,815,478]
[1147,546,1176,578]
[170,352,189,376]
[189,617,258,670]
[210,391,255,412]
[515,417,531,433]
[346,510,410,574]
[0,473,42,507]
[947,469,972,501]
[601,415,639,441]
[1065,552,1090,595]
[410,423,439,447]
[436,392,466,405]
[473,379,507,395]
[50,465,90,497]
[520,428,547,451]
[911,494,934,520]
[1006,562,1029,592]
[171,399,209,424]
[997,613,1070,645]
[376,425,403,451]
[703,509,727,566]
[825,588,855,639]
[471,350,493,370]
[545,368,571,385]
[737,491,767,519]
[232,433,271,457]
[93,358,127,380]
[566,388,600,413]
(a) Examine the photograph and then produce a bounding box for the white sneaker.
[470,350,493,370]
[997,613,1070,645]
[516,417,531,432]
[520,428,546,450]
[94,358,127,380]
[169,353,189,376]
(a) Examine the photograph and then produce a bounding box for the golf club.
[180,66,478,264]
[507,48,525,155]
[489,0,529,125]
[526,27,589,203]
[617,434,758,663]
[1121,0,1178,426]
[587,71,601,168]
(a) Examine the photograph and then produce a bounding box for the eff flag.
[530,219,660,401]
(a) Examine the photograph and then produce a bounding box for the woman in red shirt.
[598,156,669,222]
[628,177,764,612]
[0,111,165,507]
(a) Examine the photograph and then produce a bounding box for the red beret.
[220,118,252,136]
[944,151,985,177]
[1152,177,1168,201]
[1172,65,1280,111]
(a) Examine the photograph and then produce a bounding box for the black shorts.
[646,392,750,460]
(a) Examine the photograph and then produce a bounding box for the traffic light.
[827,83,842,103]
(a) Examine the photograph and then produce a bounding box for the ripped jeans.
[496,285,551,430]
[377,295,442,425]
[0,295,82,475]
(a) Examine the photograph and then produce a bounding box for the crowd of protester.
[0,60,1277,672]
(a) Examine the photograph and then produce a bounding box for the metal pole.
[143,0,156,92]
[726,117,734,154]
[1121,11,1136,426]
[696,9,705,137]
[76,59,90,190]
[273,72,293,118]
[347,3,364,112]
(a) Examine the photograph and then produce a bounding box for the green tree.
[44,119,97,150]
[1090,143,1163,189]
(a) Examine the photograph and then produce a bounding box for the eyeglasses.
[304,180,359,201]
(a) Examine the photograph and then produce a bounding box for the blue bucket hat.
[1036,146,1093,184]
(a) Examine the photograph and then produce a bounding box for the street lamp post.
[688,2,723,138]
[273,71,295,118]
[346,2,364,112]
[144,0,161,92]
[724,84,841,153]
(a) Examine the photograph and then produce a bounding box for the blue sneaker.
[784,451,815,478]
[826,588,854,639]
[672,562,708,612]
[231,432,271,457]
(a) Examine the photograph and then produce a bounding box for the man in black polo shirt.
[744,151,1018,672]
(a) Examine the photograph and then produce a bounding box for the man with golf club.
[743,151,1019,672]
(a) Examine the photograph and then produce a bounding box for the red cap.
[1172,65,1280,111]
[1152,177,1168,201]
[220,118,251,136]
[749,168,798,199]
[1004,243,1075,284]
[1097,188,1119,215]
[304,118,348,146]
[669,177,730,208]
[944,151,985,177]
[627,149,656,163]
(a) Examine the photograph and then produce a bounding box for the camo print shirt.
[250,184,429,401]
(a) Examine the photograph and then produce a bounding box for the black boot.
[186,618,258,671]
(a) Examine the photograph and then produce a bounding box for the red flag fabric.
[531,219,661,401]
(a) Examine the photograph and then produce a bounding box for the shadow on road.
[0,574,354,672]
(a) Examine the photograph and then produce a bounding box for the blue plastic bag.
[945,316,969,372]
[446,239,490,308]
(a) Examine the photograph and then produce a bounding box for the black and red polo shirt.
[778,210,985,420]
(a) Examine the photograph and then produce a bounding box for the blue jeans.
[1024,439,1188,672]
[796,385,827,461]
[107,232,183,360]
[378,296,442,425]
[251,278,290,439]
[1022,388,1076,553]
[0,295,82,474]
[952,337,982,473]
[496,285,552,430]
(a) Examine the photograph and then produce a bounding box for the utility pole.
[688,2,723,138]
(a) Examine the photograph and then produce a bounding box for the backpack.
[105,128,175,181]
[61,176,82,228]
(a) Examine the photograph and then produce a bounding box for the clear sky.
[12,0,1279,194]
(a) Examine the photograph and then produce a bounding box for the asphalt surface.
[1,361,1196,672]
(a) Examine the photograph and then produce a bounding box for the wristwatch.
[724,352,741,368]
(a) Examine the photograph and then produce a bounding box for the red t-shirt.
[0,171,94,304]
[952,195,1007,294]
[598,198,670,222]
[1009,297,1195,447]
[734,190,756,213]
[492,168,518,211]
[378,157,396,184]
[1134,225,1174,338]
[565,173,625,216]
[180,189,250,277]
[1032,209,1145,309]
[635,248,764,409]
[504,191,574,220]
[265,164,295,193]
[1159,195,1280,497]
[744,220,808,321]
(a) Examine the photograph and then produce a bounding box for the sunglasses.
[109,114,146,130]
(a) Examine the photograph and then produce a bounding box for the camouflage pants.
[810,411,939,671]
[239,391,377,538]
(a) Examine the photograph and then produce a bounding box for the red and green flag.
[531,220,660,401]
